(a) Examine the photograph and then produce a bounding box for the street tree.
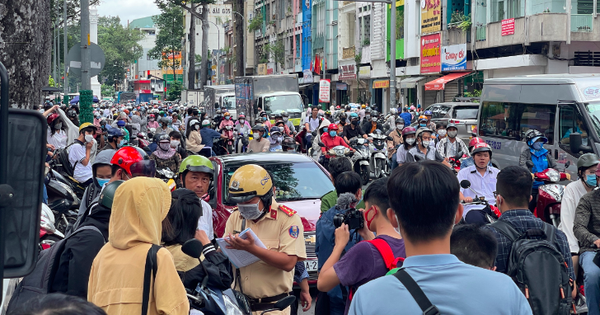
[149,4,184,87]
[0,0,51,108]
[97,16,144,87]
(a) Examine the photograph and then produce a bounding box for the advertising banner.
[421,0,442,34]
[420,33,441,74]
[373,80,390,89]
[441,44,467,71]
[319,79,331,103]
[501,18,515,36]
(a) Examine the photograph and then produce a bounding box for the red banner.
[421,33,441,74]
[501,18,515,36]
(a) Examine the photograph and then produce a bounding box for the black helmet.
[252,124,266,133]
[371,110,379,117]
[153,133,166,143]
[282,136,297,150]
[99,180,125,209]
[281,111,289,117]
[395,117,404,124]
[524,129,547,147]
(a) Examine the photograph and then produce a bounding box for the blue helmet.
[424,110,433,116]
[107,126,123,137]
[349,112,359,119]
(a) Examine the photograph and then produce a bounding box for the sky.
[97,0,161,26]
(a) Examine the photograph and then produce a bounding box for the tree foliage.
[97,16,144,86]
[101,84,115,98]
[149,4,184,76]
[167,81,183,101]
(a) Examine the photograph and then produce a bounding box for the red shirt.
[321,133,351,156]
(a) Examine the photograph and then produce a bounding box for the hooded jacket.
[88,178,189,315]
[311,118,331,159]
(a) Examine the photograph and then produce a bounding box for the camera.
[333,208,364,230]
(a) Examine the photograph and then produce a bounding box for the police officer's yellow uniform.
[224,165,307,315]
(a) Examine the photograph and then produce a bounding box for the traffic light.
[147,70,151,79]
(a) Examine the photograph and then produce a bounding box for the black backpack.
[6,226,103,313]
[51,142,79,178]
[491,220,570,315]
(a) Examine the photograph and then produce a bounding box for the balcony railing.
[476,25,486,41]
[572,14,593,32]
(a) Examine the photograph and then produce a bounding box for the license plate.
[304,260,318,272]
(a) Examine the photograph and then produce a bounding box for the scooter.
[459,180,501,224]
[222,125,235,153]
[318,144,353,172]
[531,164,571,228]
[349,137,372,185]
[156,168,178,191]
[369,130,391,179]
[40,203,65,250]
[45,169,81,233]
[234,130,249,153]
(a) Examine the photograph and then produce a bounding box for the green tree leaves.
[97,16,143,86]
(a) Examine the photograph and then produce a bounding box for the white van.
[478,74,600,178]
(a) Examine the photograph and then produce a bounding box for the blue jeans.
[581,251,600,315]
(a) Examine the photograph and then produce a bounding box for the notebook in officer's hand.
[216,228,266,268]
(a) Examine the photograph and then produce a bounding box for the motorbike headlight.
[546,169,560,182]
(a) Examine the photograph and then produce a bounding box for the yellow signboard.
[373,80,390,89]
[421,0,442,34]
[257,64,267,75]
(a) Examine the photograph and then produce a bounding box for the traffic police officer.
[224,164,307,315]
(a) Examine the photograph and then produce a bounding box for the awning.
[400,76,425,89]
[425,72,472,91]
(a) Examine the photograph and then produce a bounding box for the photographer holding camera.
[317,177,405,315]
[315,171,364,315]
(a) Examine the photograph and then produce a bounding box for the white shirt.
[457,165,500,218]
[304,116,320,132]
[68,141,93,183]
[47,128,68,150]
[559,180,589,253]
[197,199,214,240]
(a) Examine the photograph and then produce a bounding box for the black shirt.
[343,124,365,140]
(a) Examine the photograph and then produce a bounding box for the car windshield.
[264,95,304,116]
[223,161,334,202]
[585,102,600,138]
[428,105,451,118]
[223,96,236,110]
[453,106,479,120]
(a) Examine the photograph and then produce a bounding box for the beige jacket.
[88,177,189,315]
[186,130,204,153]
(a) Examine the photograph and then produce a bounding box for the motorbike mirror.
[565,160,571,169]
[274,295,297,311]
[386,136,393,141]
[181,239,203,259]
[318,142,325,147]
[526,161,534,169]
[460,180,471,189]
[2,109,47,278]
[570,132,593,154]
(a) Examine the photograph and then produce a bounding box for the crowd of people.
[7,99,600,315]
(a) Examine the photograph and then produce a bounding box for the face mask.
[85,134,94,143]
[372,117,377,122]
[238,201,263,220]
[96,178,110,186]
[39,109,45,113]
[54,123,62,130]
[195,125,200,130]
[225,116,230,120]
[170,140,180,148]
[262,116,267,121]
[283,117,289,122]
[256,132,263,139]
[405,138,416,145]
[329,130,337,137]
[239,119,245,124]
[159,143,171,151]
[586,174,597,187]
[438,129,447,136]
[422,140,430,147]
[447,130,457,138]
[533,142,544,151]
[323,127,328,133]
[352,120,359,126]
[396,125,404,130]
[419,123,426,127]
[365,115,371,119]
[119,139,126,147]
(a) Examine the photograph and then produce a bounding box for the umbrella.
[69,95,100,104]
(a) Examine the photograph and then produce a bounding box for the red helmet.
[238,114,246,119]
[149,114,155,119]
[110,147,156,177]
[47,113,60,126]
[468,137,486,148]
[328,123,339,131]
[402,126,417,136]
[471,142,492,157]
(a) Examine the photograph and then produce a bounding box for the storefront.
[372,79,390,112]
[399,76,425,107]
[424,72,472,102]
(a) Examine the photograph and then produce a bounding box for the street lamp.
[333,0,396,113]
[232,10,246,75]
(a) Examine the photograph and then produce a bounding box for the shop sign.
[257,64,267,75]
[336,82,348,90]
[319,79,331,103]
[421,33,441,74]
[372,80,390,89]
[441,44,467,71]
[338,63,357,80]
[501,18,515,36]
[303,69,314,83]
[359,66,371,78]
[421,0,442,34]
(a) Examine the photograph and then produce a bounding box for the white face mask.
[448,130,458,138]
[239,119,245,124]
[159,143,171,151]
[170,140,180,148]
[54,123,62,130]
[238,200,263,220]
[405,138,416,145]
[85,134,94,143]
[438,129,447,136]
[372,117,377,122]
[195,125,200,130]
[422,140,431,147]
[396,125,404,130]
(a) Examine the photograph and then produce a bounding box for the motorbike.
[349,137,372,185]
[234,130,249,153]
[222,125,235,153]
[156,168,178,191]
[459,180,501,224]
[40,203,65,250]
[368,130,391,179]
[318,144,353,172]
[45,169,81,233]
[529,163,571,228]
[212,138,230,156]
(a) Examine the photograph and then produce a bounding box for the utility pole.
[80,0,93,123]
[63,0,68,105]
[389,0,396,112]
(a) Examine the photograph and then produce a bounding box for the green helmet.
[98,180,125,209]
[577,153,600,170]
[179,155,214,177]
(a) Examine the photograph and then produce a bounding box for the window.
[453,106,479,119]
[479,102,555,143]
[426,104,451,118]
[559,105,590,154]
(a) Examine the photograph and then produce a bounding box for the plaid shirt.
[484,209,575,281]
